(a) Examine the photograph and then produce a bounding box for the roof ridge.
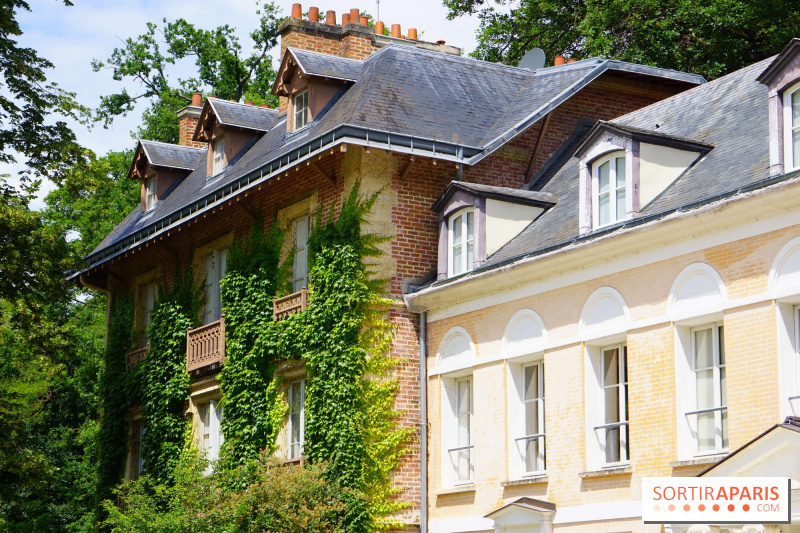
[207,96,278,112]
[287,46,364,64]
[384,44,538,77]
[139,139,206,151]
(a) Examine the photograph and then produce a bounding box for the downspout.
[419,311,428,533]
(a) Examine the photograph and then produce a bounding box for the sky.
[6,0,482,209]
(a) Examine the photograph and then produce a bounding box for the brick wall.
[178,106,204,148]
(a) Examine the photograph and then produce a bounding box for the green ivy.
[140,266,200,486]
[95,292,135,523]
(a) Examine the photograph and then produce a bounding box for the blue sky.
[9,0,481,208]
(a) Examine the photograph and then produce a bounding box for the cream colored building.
[406,40,800,533]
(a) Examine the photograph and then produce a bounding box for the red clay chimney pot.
[554,55,566,66]
[436,39,446,45]
[342,13,351,24]
[291,3,302,19]
[350,8,360,22]
[359,15,369,26]
[230,99,237,103]
[325,10,336,24]
[245,101,254,106]
[391,24,401,38]
[375,21,384,34]
[191,92,202,107]
[308,6,319,21]
[408,28,418,40]
[260,104,270,108]
[567,58,578,63]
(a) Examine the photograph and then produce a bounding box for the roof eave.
[756,39,800,85]
[573,121,714,159]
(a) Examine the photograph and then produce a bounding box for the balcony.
[186,318,225,373]
[273,288,308,321]
[126,345,148,370]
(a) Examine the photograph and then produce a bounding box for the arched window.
[784,80,800,171]
[592,151,626,227]
[448,208,474,276]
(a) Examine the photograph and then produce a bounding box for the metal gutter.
[410,168,800,296]
[419,311,428,533]
[69,124,483,280]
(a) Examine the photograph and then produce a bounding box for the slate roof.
[432,181,557,213]
[289,47,362,81]
[80,44,704,272]
[207,98,280,132]
[480,57,773,269]
[139,140,206,170]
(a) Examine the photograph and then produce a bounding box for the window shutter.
[204,254,216,324]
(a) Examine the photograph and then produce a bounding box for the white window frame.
[596,343,628,466]
[203,248,229,325]
[288,380,306,460]
[591,151,626,228]
[518,361,545,475]
[783,80,800,172]
[212,137,225,175]
[448,208,474,277]
[688,323,727,456]
[294,90,308,131]
[145,177,157,211]
[292,214,311,292]
[450,376,473,484]
[129,418,145,480]
[199,399,224,471]
[142,282,156,348]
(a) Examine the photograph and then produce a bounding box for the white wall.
[485,199,543,256]
[639,143,700,207]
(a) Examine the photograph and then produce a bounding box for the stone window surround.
[761,47,800,177]
[436,191,487,281]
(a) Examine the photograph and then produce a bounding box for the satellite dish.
[518,48,546,70]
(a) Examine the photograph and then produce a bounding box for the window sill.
[501,474,548,487]
[282,456,304,466]
[578,465,632,478]
[435,484,476,495]
[669,455,726,469]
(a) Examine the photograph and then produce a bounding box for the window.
[448,209,474,277]
[519,362,545,474]
[204,248,229,324]
[592,153,626,227]
[784,82,800,171]
[448,377,473,483]
[199,400,224,468]
[288,380,305,459]
[597,344,628,464]
[294,90,308,131]
[145,177,157,211]
[141,283,156,347]
[129,419,145,480]
[292,214,310,292]
[213,137,225,174]
[690,324,727,454]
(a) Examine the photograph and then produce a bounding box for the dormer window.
[294,90,308,131]
[145,177,157,211]
[592,152,626,228]
[449,208,474,277]
[212,137,225,175]
[784,81,800,171]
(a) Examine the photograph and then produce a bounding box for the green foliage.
[92,1,283,140]
[140,267,200,486]
[95,293,136,522]
[103,453,367,533]
[218,222,290,466]
[447,0,800,79]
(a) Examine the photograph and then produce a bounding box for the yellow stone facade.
[424,213,800,533]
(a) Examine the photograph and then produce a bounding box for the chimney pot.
[359,15,369,26]
[554,55,566,66]
[350,8,360,22]
[325,10,336,24]
[436,39,446,45]
[391,24,401,38]
[567,58,578,63]
[408,28,417,40]
[230,99,237,103]
[291,3,302,19]
[309,6,319,21]
[260,104,270,108]
[342,13,351,24]
[375,21,384,34]
[245,101,254,106]
[191,92,202,107]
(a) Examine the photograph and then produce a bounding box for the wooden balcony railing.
[126,345,149,370]
[186,317,225,373]
[273,288,308,321]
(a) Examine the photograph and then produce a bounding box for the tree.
[446,0,800,79]
[0,0,89,183]
[92,1,283,143]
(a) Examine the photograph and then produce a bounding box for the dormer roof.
[573,120,713,159]
[192,98,279,142]
[432,181,557,214]
[757,38,800,86]
[127,140,206,180]
[272,47,362,96]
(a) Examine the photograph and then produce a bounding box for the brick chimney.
[177,92,204,148]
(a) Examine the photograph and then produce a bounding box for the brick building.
[71,4,704,530]
[405,39,800,532]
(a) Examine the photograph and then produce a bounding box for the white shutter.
[204,254,217,324]
[293,215,310,291]
[208,400,220,462]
